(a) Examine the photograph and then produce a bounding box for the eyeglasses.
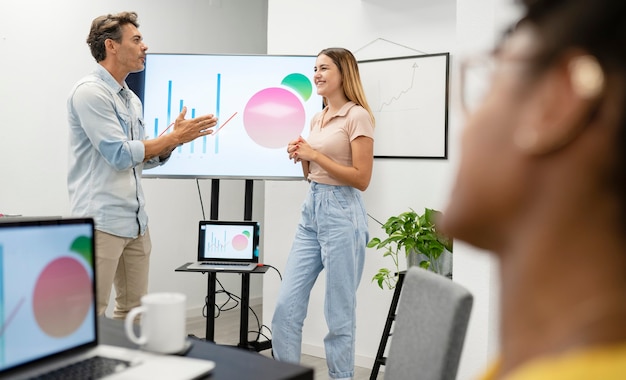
[459,53,532,115]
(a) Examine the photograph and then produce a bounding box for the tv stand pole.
[200,179,270,351]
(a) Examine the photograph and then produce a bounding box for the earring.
[570,55,604,99]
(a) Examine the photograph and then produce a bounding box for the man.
[67,11,218,319]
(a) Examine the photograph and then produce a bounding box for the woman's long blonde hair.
[318,47,375,126]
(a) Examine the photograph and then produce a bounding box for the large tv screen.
[135,53,322,180]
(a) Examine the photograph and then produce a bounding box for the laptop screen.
[0,217,96,373]
[197,220,260,262]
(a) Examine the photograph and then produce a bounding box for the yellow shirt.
[480,343,626,380]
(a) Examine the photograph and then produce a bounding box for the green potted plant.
[367,208,453,289]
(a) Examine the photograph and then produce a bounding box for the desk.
[175,263,270,351]
[99,317,313,380]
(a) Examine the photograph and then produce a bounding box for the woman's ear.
[513,54,605,154]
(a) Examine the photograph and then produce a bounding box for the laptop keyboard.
[199,262,251,266]
[29,356,131,380]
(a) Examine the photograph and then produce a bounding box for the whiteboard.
[358,53,450,159]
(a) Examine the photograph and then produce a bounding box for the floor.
[185,304,381,380]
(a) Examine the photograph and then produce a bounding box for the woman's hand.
[287,136,316,163]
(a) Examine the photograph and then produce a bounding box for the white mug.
[124,292,187,354]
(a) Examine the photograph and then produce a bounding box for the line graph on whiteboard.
[376,62,419,112]
[358,53,450,159]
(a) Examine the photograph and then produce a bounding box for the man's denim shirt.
[67,65,166,238]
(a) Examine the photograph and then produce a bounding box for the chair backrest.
[385,267,473,380]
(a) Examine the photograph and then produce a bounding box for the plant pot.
[406,249,453,279]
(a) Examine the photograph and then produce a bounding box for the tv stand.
[175,263,271,352]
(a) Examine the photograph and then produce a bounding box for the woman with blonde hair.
[272,47,375,380]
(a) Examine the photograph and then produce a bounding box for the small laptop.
[0,217,215,380]
[187,220,260,272]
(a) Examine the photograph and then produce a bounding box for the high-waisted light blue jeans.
[272,182,369,379]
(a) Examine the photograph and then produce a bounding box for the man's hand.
[171,106,218,145]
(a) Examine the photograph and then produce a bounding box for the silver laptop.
[0,217,215,380]
[187,220,260,271]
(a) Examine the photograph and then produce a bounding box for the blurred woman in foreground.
[441,0,626,379]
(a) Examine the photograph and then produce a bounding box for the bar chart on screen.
[151,76,239,155]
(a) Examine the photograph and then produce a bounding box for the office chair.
[384,266,473,380]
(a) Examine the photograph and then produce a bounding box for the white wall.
[263,0,520,378]
[0,0,268,318]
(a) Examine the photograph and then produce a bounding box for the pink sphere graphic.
[243,87,305,148]
[232,234,249,251]
[33,257,92,337]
